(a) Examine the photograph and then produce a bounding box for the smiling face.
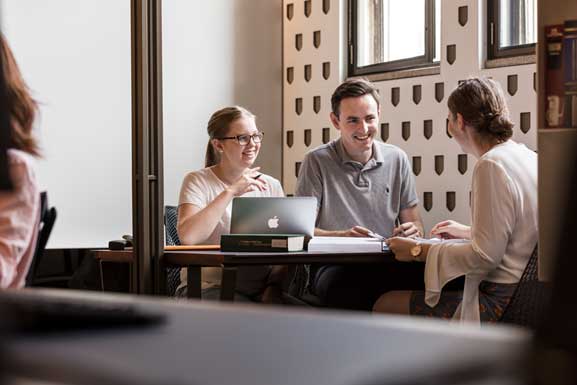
[213,115,261,170]
[331,94,380,163]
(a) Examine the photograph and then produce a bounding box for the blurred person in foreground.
[0,33,41,289]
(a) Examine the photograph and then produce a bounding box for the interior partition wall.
[2,0,133,249]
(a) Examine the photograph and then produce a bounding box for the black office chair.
[26,191,58,287]
[286,265,325,307]
[499,245,551,329]
[164,205,182,296]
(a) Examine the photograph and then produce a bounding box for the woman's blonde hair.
[204,106,255,167]
[1,34,40,156]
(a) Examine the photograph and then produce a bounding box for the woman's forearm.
[178,189,235,244]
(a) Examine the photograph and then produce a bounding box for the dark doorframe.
[131,0,165,295]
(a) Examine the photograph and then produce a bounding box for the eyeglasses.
[217,132,264,145]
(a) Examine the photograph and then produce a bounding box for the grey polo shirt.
[295,139,418,237]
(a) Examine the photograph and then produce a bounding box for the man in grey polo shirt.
[295,78,424,310]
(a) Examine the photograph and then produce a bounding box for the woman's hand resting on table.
[429,220,471,240]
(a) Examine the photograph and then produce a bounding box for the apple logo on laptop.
[267,216,279,229]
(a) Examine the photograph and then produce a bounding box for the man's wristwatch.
[410,242,423,262]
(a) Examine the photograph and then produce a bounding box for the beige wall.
[163,0,283,206]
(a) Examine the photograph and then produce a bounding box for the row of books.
[220,234,386,252]
[545,20,577,128]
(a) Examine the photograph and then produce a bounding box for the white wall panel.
[3,0,132,248]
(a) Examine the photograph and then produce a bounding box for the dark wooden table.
[94,249,395,300]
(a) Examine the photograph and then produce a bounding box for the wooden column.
[131,0,165,295]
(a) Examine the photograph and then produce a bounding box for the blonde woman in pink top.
[0,34,41,289]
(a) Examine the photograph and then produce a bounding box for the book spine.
[563,21,577,128]
[545,25,564,128]
[220,236,291,252]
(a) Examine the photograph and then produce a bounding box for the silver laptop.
[230,197,317,237]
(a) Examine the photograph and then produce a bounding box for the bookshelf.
[538,0,577,281]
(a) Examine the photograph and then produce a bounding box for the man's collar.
[334,138,353,164]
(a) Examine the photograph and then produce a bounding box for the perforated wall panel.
[283,0,536,232]
[283,0,343,194]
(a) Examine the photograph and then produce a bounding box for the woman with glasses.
[176,106,286,302]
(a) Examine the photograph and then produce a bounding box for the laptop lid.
[230,197,317,238]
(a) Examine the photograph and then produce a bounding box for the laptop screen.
[230,197,317,238]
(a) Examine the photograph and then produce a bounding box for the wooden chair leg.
[187,266,202,299]
[220,266,237,301]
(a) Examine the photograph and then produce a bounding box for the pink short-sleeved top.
[0,149,40,289]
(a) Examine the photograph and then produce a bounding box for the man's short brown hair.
[331,78,380,117]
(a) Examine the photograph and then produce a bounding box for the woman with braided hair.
[374,77,538,323]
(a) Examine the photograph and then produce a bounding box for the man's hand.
[392,222,421,238]
[340,226,372,237]
[314,226,373,237]
[429,220,471,240]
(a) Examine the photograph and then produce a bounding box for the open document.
[307,236,386,252]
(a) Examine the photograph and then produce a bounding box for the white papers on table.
[307,236,384,252]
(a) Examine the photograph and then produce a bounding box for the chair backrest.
[499,245,551,329]
[26,192,57,286]
[164,205,181,296]
[165,205,181,246]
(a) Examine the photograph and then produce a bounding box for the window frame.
[348,0,438,77]
[487,0,536,60]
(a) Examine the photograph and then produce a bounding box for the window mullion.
[425,0,435,62]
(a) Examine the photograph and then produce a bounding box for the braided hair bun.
[448,78,513,142]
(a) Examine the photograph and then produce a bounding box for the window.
[487,0,537,59]
[349,0,440,76]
